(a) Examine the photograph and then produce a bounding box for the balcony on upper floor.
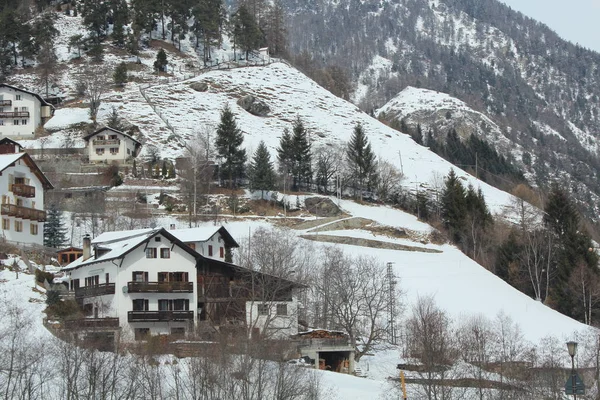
[1,204,46,221]
[127,281,193,293]
[74,283,116,299]
[10,183,35,198]
[93,139,120,146]
[128,310,194,322]
[0,100,12,107]
[0,111,29,118]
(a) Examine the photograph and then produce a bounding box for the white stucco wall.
[0,158,45,245]
[186,233,227,261]
[87,129,138,163]
[246,299,298,339]
[67,233,198,341]
[0,87,43,137]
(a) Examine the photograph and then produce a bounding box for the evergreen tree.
[290,117,312,190]
[106,107,124,131]
[154,48,168,72]
[81,0,110,44]
[113,62,128,86]
[215,106,246,189]
[231,5,262,60]
[131,0,160,39]
[346,122,377,199]
[44,205,67,248]
[192,0,223,63]
[110,0,130,46]
[441,169,467,243]
[263,0,287,57]
[248,141,276,197]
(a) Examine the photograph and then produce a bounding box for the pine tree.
[110,0,130,46]
[154,48,168,72]
[231,5,262,59]
[441,169,467,243]
[113,62,128,86]
[216,106,247,189]
[192,0,223,63]
[248,141,276,198]
[131,0,160,39]
[290,117,312,191]
[346,122,377,199]
[81,0,110,44]
[44,205,67,248]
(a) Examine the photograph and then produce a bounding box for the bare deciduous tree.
[315,250,400,361]
[76,63,110,124]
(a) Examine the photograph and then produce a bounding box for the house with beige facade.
[83,127,142,163]
[0,84,54,138]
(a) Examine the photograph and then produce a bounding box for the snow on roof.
[0,152,25,171]
[91,228,155,244]
[168,226,222,243]
[64,229,159,270]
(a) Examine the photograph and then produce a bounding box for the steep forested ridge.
[282,0,600,218]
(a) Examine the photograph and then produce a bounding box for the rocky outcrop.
[237,95,270,116]
[189,82,208,92]
[304,197,341,217]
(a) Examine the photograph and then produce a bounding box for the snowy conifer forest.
[1,0,600,398]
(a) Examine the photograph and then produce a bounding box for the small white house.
[0,152,53,246]
[0,84,54,138]
[62,226,302,342]
[170,226,238,261]
[83,127,142,164]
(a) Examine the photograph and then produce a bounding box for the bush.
[46,299,82,320]
[46,289,61,306]
[35,268,55,284]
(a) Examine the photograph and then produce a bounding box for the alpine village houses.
[84,127,142,164]
[61,226,302,344]
[0,138,53,246]
[0,84,54,138]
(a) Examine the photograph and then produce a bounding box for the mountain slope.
[282,0,600,218]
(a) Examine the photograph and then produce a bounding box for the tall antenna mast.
[386,262,397,345]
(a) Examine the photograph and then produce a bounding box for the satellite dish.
[122,286,128,293]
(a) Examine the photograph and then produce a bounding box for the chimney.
[82,235,91,261]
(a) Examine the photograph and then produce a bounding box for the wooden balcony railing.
[1,204,46,221]
[128,281,193,293]
[93,139,120,146]
[63,318,120,330]
[10,183,35,198]
[75,283,116,298]
[128,310,194,322]
[0,100,12,106]
[0,111,29,118]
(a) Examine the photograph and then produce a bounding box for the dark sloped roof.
[0,83,54,109]
[0,152,53,190]
[83,126,142,146]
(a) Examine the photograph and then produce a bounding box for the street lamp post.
[567,341,578,400]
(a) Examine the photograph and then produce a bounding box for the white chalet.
[83,127,142,164]
[0,150,53,246]
[62,226,302,342]
[0,84,54,138]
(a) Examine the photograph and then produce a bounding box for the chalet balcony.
[0,100,11,106]
[0,111,29,118]
[128,310,194,322]
[1,204,46,221]
[63,318,120,330]
[128,281,193,293]
[10,183,35,198]
[93,139,120,146]
[75,283,116,298]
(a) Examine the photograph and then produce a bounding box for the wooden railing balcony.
[10,183,35,198]
[128,281,193,293]
[75,283,116,298]
[0,111,29,118]
[63,318,120,330]
[1,204,46,221]
[93,139,120,146]
[128,310,194,322]
[0,100,11,106]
